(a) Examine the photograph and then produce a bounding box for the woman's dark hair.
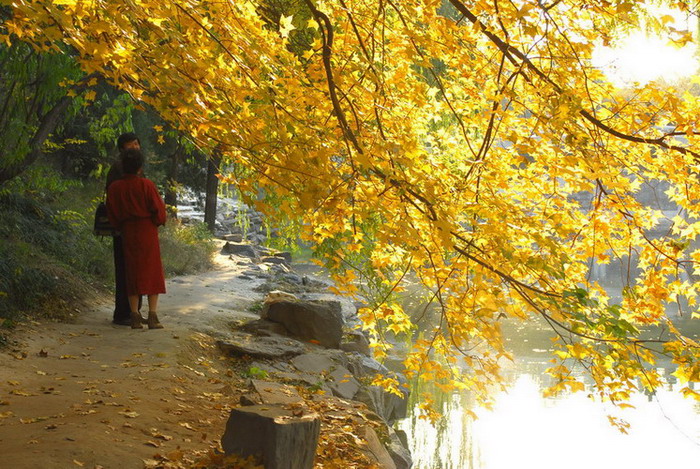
[121,149,144,175]
[117,132,140,150]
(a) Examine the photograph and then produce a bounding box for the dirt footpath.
[0,253,262,469]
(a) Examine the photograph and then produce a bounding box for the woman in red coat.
[107,149,166,329]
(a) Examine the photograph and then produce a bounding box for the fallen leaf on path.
[179,422,195,431]
[38,349,48,357]
[36,370,47,375]
[119,411,140,418]
[167,449,185,461]
[7,380,20,386]
[27,439,39,444]
[60,355,78,359]
[149,428,173,440]
[20,416,50,424]
[0,400,9,405]
[10,389,36,397]
[45,424,58,430]
[72,459,84,467]
[0,411,14,419]
[145,440,161,448]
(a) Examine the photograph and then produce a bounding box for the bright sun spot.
[592,11,698,86]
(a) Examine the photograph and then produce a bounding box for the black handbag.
[93,200,117,236]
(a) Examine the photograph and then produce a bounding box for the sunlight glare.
[593,31,697,86]
[592,5,698,87]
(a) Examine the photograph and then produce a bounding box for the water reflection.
[398,316,700,469]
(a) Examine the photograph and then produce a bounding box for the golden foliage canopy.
[4,0,700,409]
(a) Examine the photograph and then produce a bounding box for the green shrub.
[160,221,216,276]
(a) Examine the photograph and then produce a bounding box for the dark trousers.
[112,235,141,320]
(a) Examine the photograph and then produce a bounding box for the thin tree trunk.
[164,141,181,218]
[204,150,222,233]
[0,74,96,185]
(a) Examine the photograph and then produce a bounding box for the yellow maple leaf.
[279,14,296,39]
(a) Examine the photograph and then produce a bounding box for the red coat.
[107,174,166,296]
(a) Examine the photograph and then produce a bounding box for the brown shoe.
[147,312,164,330]
[130,312,143,329]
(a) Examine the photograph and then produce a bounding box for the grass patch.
[160,220,217,276]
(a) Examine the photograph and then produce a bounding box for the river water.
[397,314,700,469]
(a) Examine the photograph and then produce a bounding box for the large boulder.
[266,300,343,348]
[221,405,320,469]
[346,355,409,423]
[360,426,397,469]
[216,332,305,359]
[340,330,371,356]
[221,242,258,259]
[387,427,413,469]
[291,352,360,400]
[250,379,305,405]
[354,384,409,424]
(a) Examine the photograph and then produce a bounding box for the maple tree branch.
[447,0,700,162]
[454,243,558,297]
[303,0,364,155]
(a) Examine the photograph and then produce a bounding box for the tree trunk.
[164,142,181,218]
[204,150,222,233]
[0,93,73,185]
[0,74,96,186]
